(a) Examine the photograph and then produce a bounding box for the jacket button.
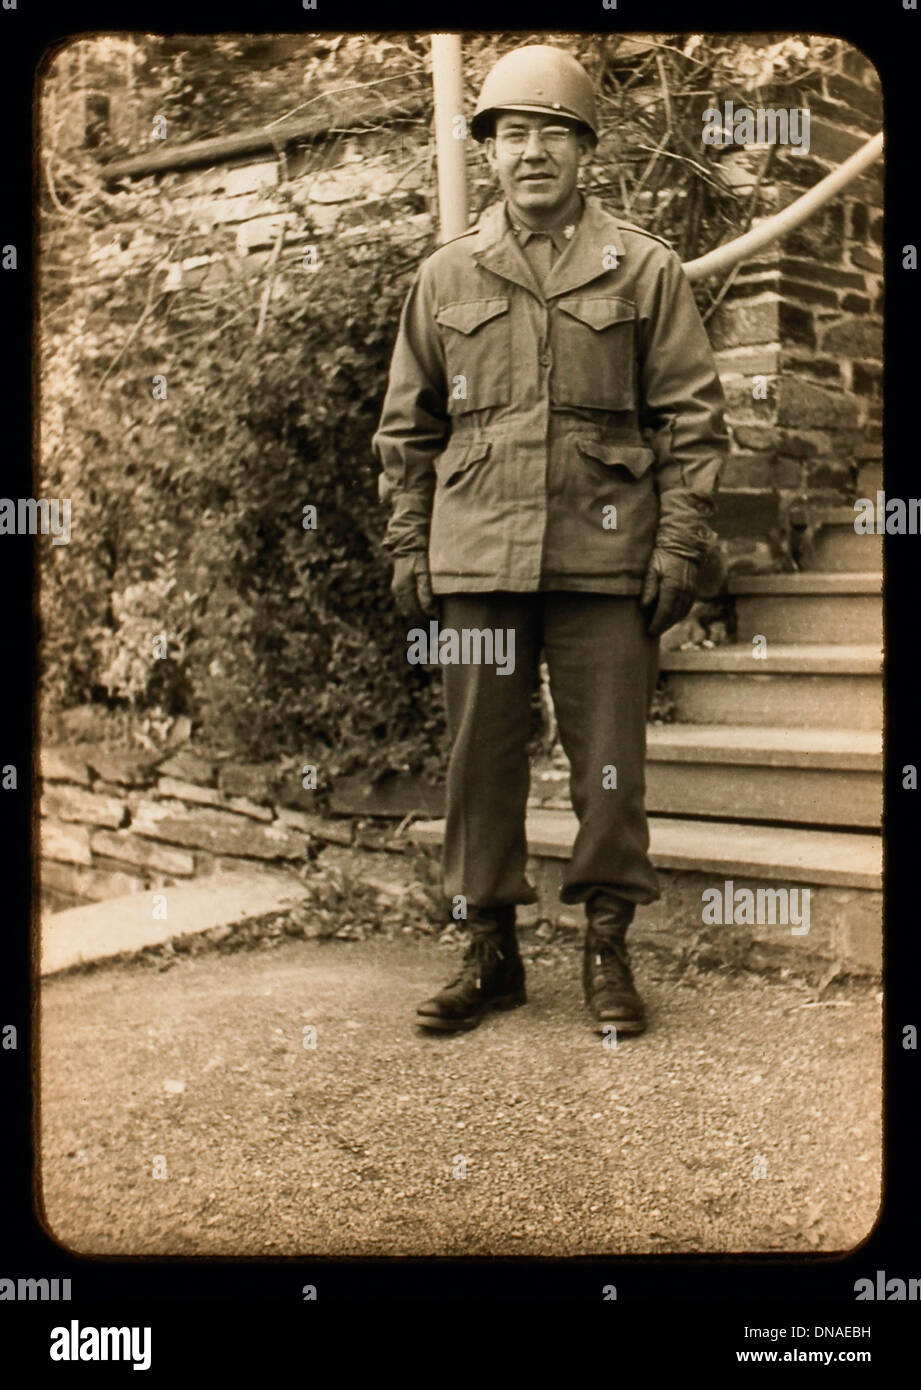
[539,350,551,367]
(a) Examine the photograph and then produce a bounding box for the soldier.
[373,45,728,1036]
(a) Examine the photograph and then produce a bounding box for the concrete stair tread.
[646,723,881,769]
[41,868,308,975]
[660,643,881,673]
[729,571,881,595]
[409,814,882,889]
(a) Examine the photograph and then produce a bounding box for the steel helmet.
[471,45,599,144]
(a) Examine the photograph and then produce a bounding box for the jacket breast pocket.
[435,299,510,415]
[551,297,637,411]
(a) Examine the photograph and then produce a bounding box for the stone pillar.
[708,42,882,569]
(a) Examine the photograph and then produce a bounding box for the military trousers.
[439,591,661,912]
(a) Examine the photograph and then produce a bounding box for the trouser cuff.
[585,890,636,926]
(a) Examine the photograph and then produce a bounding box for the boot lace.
[591,937,634,987]
[446,933,506,992]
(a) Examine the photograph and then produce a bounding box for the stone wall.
[706,45,883,566]
[40,734,456,912]
[91,121,433,293]
[40,740,879,977]
[40,744,355,913]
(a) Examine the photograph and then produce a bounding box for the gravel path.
[39,936,881,1257]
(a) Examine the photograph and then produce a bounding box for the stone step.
[408,813,882,972]
[644,724,881,829]
[40,868,308,975]
[730,571,882,645]
[660,643,882,729]
[533,726,882,828]
[410,811,881,889]
[645,723,881,769]
[800,506,883,572]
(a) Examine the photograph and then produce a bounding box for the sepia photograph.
[35,30,884,1260]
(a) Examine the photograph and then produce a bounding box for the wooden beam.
[102,93,425,182]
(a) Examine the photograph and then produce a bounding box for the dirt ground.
[39,934,882,1258]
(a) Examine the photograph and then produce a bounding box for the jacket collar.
[509,215,577,256]
[471,195,627,301]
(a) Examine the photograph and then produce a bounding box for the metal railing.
[682,132,883,281]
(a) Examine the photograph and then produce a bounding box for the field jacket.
[373,194,728,594]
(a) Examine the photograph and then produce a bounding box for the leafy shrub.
[40,155,446,782]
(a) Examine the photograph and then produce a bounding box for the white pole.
[430,33,469,243]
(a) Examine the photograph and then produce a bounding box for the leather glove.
[640,550,698,637]
[391,552,436,619]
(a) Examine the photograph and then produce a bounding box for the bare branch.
[254,226,288,339]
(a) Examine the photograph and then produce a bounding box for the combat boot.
[583,893,646,1035]
[416,907,526,1032]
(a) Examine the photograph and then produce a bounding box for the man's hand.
[391,552,437,619]
[640,550,698,637]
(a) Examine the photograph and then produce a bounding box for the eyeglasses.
[495,126,577,154]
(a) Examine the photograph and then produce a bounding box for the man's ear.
[484,136,498,172]
[577,133,595,165]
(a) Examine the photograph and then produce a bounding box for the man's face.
[485,112,593,220]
